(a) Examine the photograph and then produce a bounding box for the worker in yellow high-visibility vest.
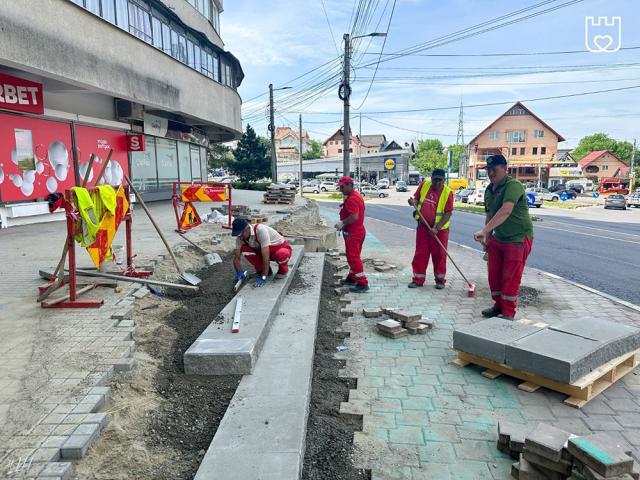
[407,169,454,289]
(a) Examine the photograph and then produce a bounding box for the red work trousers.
[241,242,292,275]
[343,229,368,286]
[486,236,533,317]
[412,224,449,285]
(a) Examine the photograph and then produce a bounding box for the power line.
[364,115,458,136]
[319,0,340,55]
[353,0,396,110]
[363,77,640,87]
[358,45,640,58]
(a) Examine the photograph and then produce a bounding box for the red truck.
[599,177,630,195]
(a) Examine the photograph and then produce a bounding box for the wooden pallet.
[262,200,294,205]
[453,349,639,408]
[248,216,269,224]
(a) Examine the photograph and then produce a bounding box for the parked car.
[526,187,560,202]
[526,190,543,208]
[553,188,578,200]
[467,188,485,205]
[566,179,594,192]
[302,184,320,194]
[455,188,475,203]
[604,194,627,210]
[395,181,408,192]
[377,179,390,189]
[319,181,337,192]
[361,186,389,198]
[627,191,640,208]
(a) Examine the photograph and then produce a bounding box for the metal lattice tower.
[456,100,467,177]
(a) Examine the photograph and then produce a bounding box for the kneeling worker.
[231,218,292,287]
[408,168,454,289]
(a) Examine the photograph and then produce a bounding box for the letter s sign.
[127,134,145,152]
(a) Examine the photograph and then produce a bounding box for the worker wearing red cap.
[408,168,454,289]
[474,154,534,320]
[335,176,369,293]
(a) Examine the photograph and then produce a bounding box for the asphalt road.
[320,202,640,305]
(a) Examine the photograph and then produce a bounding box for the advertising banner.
[74,125,130,187]
[0,73,44,115]
[0,113,75,202]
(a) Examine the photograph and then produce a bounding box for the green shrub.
[231,181,270,191]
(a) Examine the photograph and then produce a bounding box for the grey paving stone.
[568,432,634,477]
[453,318,543,363]
[60,434,95,460]
[606,398,640,412]
[39,462,73,479]
[524,423,572,462]
[584,415,625,431]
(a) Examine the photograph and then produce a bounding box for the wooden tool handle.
[124,175,184,276]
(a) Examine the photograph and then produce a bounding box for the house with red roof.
[467,102,565,185]
[578,150,629,183]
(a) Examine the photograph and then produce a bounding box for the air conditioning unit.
[115,100,144,121]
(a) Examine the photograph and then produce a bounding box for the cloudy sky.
[221,0,639,149]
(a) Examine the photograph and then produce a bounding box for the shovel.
[178,233,222,266]
[125,175,201,286]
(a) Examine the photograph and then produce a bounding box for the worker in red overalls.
[408,168,454,289]
[474,154,534,320]
[335,176,369,293]
[231,218,292,287]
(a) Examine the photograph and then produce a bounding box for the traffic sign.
[384,158,396,170]
[560,191,569,202]
[526,193,535,207]
[593,192,600,198]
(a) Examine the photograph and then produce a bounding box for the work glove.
[254,277,267,287]
[235,271,246,282]
[334,221,344,231]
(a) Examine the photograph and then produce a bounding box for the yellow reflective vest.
[71,186,116,246]
[413,181,453,230]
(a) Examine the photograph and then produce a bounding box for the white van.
[566,178,594,192]
[468,188,485,205]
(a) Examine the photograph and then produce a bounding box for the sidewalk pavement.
[332,212,640,480]
[0,190,302,478]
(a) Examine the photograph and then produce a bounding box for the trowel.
[178,233,222,267]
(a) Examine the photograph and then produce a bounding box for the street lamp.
[269,84,292,182]
[340,32,387,177]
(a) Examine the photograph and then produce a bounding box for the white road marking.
[541,219,640,239]
[533,224,640,245]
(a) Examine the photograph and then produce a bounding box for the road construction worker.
[473,154,534,320]
[231,218,292,287]
[407,168,454,289]
[335,176,369,293]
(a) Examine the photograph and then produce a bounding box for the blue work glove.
[235,271,246,282]
[254,277,267,287]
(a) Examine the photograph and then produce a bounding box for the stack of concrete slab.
[454,318,640,384]
[376,319,407,339]
[499,422,639,480]
[376,309,429,337]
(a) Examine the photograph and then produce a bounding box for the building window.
[506,106,527,116]
[338,149,342,153]
[541,147,547,155]
[532,147,538,155]
[161,23,171,55]
[115,0,129,28]
[488,131,499,140]
[85,0,100,15]
[177,141,191,182]
[534,130,544,138]
[151,17,163,49]
[186,40,195,68]
[170,29,179,58]
[511,147,517,156]
[211,1,220,32]
[520,147,525,155]
[190,145,202,181]
[194,44,201,70]
[212,53,220,82]
[156,138,179,189]
[507,130,525,143]
[603,165,609,171]
[101,0,116,23]
[131,136,157,191]
[178,35,187,63]
[128,3,152,44]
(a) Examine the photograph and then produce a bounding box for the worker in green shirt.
[473,154,534,320]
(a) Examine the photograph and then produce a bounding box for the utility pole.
[456,100,466,179]
[358,112,362,191]
[341,33,351,177]
[299,113,304,197]
[630,139,637,192]
[268,83,277,182]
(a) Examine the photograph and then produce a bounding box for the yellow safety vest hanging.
[71,186,117,246]
[413,181,453,229]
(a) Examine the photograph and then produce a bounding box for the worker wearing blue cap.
[231,218,292,287]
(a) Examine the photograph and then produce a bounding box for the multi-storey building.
[467,102,565,186]
[274,127,310,163]
[0,0,243,226]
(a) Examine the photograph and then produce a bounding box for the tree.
[227,125,271,182]
[208,143,234,170]
[412,139,447,175]
[573,133,634,164]
[450,144,466,173]
[303,139,323,160]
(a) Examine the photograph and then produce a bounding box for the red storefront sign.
[126,134,146,152]
[0,113,76,202]
[0,73,44,115]
[74,125,130,187]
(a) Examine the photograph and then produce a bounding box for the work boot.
[435,281,445,290]
[407,282,423,288]
[275,272,288,279]
[340,277,356,286]
[497,314,515,321]
[350,284,370,293]
[481,305,502,318]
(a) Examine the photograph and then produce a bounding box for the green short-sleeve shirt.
[484,176,533,243]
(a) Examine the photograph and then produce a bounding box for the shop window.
[128,3,152,44]
[177,141,192,182]
[541,146,547,155]
[131,136,158,191]
[200,147,208,179]
[156,138,179,189]
[190,145,202,181]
